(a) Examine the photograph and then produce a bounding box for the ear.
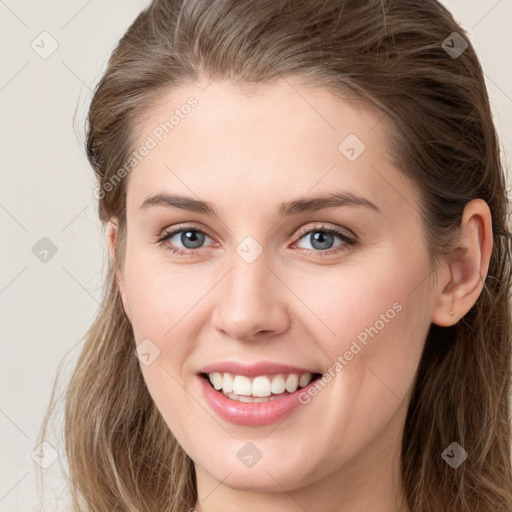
[106,218,132,324]
[431,199,493,327]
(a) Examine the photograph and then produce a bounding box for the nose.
[211,252,290,342]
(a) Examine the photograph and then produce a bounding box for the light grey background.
[0,1,511,510]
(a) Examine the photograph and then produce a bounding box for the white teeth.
[223,372,233,393]
[211,372,223,390]
[299,373,311,388]
[285,374,299,393]
[207,371,314,397]
[271,374,286,394]
[224,392,279,403]
[252,375,272,397]
[232,394,252,403]
[232,375,252,396]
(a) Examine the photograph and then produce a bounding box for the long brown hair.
[37,1,512,510]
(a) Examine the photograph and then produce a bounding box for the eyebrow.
[139,190,381,217]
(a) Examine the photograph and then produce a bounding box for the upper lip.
[198,360,321,377]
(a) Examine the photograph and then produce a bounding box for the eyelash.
[156,223,357,258]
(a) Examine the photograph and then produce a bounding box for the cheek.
[123,258,210,409]
[124,261,203,429]
[123,250,205,340]
[286,251,429,354]
[291,248,430,410]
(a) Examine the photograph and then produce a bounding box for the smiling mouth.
[200,371,323,403]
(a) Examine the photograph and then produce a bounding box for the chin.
[198,458,317,493]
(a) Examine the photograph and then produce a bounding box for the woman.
[38,0,512,510]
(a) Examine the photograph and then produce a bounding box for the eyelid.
[157,221,355,241]
[157,221,357,256]
[157,222,215,240]
[293,222,355,240]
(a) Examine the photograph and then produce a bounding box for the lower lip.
[198,375,319,426]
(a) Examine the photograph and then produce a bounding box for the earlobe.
[106,218,132,324]
[106,219,118,261]
[431,199,493,327]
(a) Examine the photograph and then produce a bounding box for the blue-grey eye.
[296,229,348,251]
[175,229,206,249]
[309,231,335,250]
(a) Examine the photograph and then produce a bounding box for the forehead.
[125,78,416,221]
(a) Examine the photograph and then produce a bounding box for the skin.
[106,78,493,512]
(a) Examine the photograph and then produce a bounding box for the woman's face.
[113,79,440,506]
